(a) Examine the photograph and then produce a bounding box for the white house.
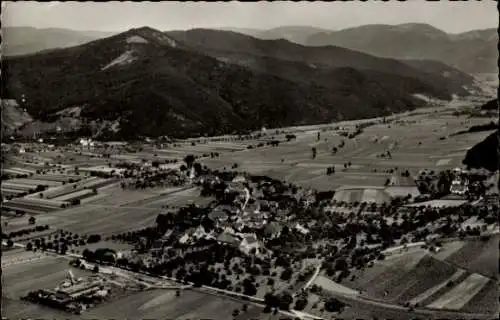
[79,138,95,148]
[294,223,310,235]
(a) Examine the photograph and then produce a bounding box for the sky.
[2,1,498,34]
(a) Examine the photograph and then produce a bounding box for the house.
[216,232,240,247]
[208,210,229,225]
[79,138,95,148]
[294,223,310,235]
[239,234,261,255]
[232,174,247,183]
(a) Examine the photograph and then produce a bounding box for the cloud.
[47,2,60,8]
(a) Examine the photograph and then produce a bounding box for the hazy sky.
[2,1,498,33]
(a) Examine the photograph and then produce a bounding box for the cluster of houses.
[167,174,314,258]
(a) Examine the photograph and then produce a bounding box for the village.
[2,105,499,319]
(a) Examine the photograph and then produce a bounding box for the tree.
[324,298,345,312]
[87,234,101,244]
[294,298,308,311]
[26,242,33,251]
[193,162,203,176]
[184,155,195,169]
[278,292,294,310]
[93,264,99,273]
[312,147,317,160]
[232,309,240,317]
[29,216,36,225]
[6,239,14,248]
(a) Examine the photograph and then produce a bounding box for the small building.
[239,234,261,255]
[294,223,310,235]
[208,209,229,223]
[216,232,240,247]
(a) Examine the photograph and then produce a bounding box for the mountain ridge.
[0,26,477,140]
[223,23,497,74]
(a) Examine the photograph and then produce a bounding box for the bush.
[87,234,102,244]
[294,298,308,311]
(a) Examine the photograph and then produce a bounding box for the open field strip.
[52,189,95,201]
[1,188,27,195]
[409,269,467,306]
[460,279,500,314]
[8,178,62,187]
[432,241,466,260]
[31,174,82,182]
[2,182,36,191]
[427,273,490,310]
[314,275,360,296]
[1,253,50,268]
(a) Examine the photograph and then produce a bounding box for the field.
[199,110,496,191]
[2,185,210,237]
[426,273,491,310]
[444,235,499,279]
[460,279,500,314]
[338,240,498,314]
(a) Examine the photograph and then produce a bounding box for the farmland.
[200,110,496,191]
[2,185,209,238]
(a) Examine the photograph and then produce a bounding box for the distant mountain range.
[1,26,477,139]
[227,23,498,74]
[2,27,117,56]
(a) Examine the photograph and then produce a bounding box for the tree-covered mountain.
[1,27,475,140]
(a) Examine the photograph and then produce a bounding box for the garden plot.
[426,273,490,310]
